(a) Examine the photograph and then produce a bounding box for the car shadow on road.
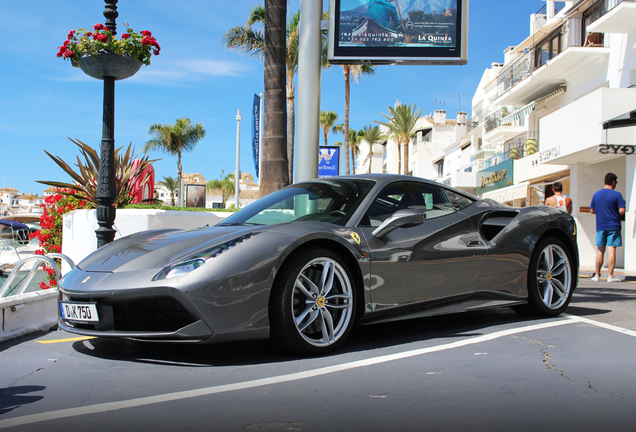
[70,307,550,367]
[0,385,45,415]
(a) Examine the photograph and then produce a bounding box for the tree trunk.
[402,139,409,175]
[177,152,183,207]
[286,75,295,184]
[396,142,402,175]
[323,129,328,146]
[343,66,351,175]
[351,145,355,174]
[261,0,289,198]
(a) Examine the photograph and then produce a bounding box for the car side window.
[361,181,455,227]
[444,189,475,210]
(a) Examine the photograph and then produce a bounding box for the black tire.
[270,248,356,355]
[513,236,574,317]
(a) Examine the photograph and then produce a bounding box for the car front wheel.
[271,248,356,355]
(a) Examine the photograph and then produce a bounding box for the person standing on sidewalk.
[546,181,572,214]
[590,172,626,282]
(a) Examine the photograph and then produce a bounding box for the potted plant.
[56,23,160,80]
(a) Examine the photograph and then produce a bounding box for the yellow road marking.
[37,336,96,344]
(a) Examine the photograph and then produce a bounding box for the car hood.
[77,225,262,273]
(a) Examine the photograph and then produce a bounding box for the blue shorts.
[596,230,622,247]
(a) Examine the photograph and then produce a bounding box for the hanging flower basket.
[78,51,142,80]
[57,23,160,80]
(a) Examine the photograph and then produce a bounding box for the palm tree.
[224,5,330,186]
[161,176,178,206]
[360,126,387,174]
[342,64,375,175]
[320,110,339,146]
[375,103,423,175]
[143,118,206,207]
[206,171,235,208]
[348,128,364,174]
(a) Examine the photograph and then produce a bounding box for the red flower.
[93,23,105,31]
[64,51,74,58]
[63,40,70,47]
[140,30,151,36]
[153,49,160,56]
[86,31,92,38]
[121,33,130,39]
[67,30,76,39]
[141,36,152,45]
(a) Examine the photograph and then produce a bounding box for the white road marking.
[0,318,578,429]
[565,314,636,338]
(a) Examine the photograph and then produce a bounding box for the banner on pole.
[319,146,341,178]
[252,94,261,178]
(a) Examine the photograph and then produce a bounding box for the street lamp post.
[235,110,242,210]
[95,0,120,248]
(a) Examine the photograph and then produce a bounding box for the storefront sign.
[580,207,592,213]
[476,159,514,195]
[597,144,636,155]
[531,146,561,166]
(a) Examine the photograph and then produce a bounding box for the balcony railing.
[497,52,534,98]
[481,132,539,169]
[483,108,511,133]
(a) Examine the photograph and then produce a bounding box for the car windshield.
[218,179,375,227]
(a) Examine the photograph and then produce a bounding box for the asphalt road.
[1,277,635,432]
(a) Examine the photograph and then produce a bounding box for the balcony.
[588,0,636,34]
[482,108,528,143]
[495,12,611,106]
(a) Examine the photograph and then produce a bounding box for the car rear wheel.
[515,237,574,317]
[271,248,356,355]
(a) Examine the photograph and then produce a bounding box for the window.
[212,202,223,209]
[443,189,475,210]
[535,30,563,69]
[361,181,455,227]
[434,159,444,177]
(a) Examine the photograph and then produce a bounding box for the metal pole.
[235,110,242,209]
[295,0,322,183]
[95,0,119,248]
[259,93,263,184]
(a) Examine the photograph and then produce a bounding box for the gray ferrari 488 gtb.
[58,174,578,355]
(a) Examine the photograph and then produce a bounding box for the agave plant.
[37,138,158,209]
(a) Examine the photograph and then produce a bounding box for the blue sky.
[0,0,544,195]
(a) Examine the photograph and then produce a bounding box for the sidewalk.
[579,266,636,281]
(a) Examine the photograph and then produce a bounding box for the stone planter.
[78,51,142,80]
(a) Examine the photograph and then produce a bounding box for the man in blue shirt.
[590,172,626,282]
[367,0,402,31]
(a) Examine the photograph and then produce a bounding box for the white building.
[473,0,636,272]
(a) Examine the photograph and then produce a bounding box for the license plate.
[60,302,99,323]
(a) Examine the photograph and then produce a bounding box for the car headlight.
[153,233,258,281]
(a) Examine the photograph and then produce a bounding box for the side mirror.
[372,209,426,239]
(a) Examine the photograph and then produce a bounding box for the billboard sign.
[328,0,468,65]
[186,184,206,208]
[319,146,341,178]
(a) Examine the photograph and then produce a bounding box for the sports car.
[58,174,578,355]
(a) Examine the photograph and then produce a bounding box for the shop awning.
[499,87,566,125]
